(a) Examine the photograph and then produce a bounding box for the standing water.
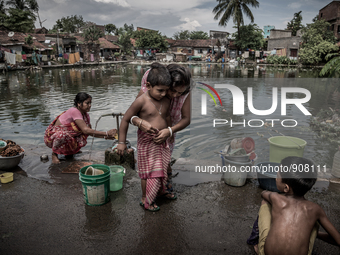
[0,64,339,180]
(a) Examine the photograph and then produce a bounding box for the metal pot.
[0,148,25,170]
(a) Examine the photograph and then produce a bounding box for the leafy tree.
[123,23,134,34]
[213,0,259,53]
[6,0,38,12]
[299,19,338,65]
[25,34,33,45]
[134,30,168,52]
[189,31,209,40]
[105,23,116,34]
[320,53,340,77]
[173,30,190,40]
[117,33,133,54]
[286,11,304,36]
[52,15,85,33]
[5,8,35,32]
[3,0,38,32]
[114,23,134,36]
[110,23,135,54]
[82,25,104,44]
[232,23,263,50]
[0,0,7,24]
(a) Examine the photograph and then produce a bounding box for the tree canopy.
[133,30,168,51]
[0,0,38,32]
[173,30,209,40]
[105,23,116,34]
[232,23,263,50]
[52,15,85,33]
[173,30,190,40]
[286,11,304,36]
[82,25,104,44]
[299,19,338,65]
[189,31,209,39]
[213,0,259,53]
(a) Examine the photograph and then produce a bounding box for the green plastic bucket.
[109,165,125,191]
[268,136,307,163]
[79,164,110,206]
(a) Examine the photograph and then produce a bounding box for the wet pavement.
[1,145,340,254]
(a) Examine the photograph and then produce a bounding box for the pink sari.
[44,111,90,155]
[141,69,189,153]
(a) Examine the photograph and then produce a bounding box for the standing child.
[117,62,172,212]
[257,156,340,255]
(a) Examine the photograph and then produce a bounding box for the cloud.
[94,0,130,7]
[174,18,202,31]
[288,2,302,9]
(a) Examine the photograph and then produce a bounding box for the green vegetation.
[51,15,85,33]
[105,23,116,35]
[1,0,38,32]
[232,23,263,50]
[134,30,168,52]
[299,19,338,65]
[320,53,340,77]
[173,30,209,40]
[25,34,33,45]
[286,11,304,36]
[213,0,259,53]
[82,25,104,44]
[173,30,190,40]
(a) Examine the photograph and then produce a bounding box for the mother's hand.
[153,128,171,144]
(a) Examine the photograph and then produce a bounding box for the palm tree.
[213,0,259,53]
[320,53,340,77]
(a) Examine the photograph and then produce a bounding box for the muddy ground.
[0,145,340,255]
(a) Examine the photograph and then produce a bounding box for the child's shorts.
[258,203,319,255]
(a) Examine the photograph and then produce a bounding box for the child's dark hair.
[280,156,317,197]
[147,62,172,87]
[74,92,92,107]
[167,64,193,95]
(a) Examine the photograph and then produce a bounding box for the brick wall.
[319,1,340,40]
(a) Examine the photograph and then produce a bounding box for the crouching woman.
[44,92,117,164]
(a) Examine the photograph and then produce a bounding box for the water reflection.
[0,64,339,169]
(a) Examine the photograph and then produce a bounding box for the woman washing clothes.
[131,64,193,200]
[44,92,117,164]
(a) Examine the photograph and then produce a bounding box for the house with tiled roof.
[0,27,26,53]
[105,35,119,43]
[34,27,48,34]
[98,37,120,57]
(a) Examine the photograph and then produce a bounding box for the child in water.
[256,156,340,255]
[116,62,172,212]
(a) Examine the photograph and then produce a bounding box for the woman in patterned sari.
[131,64,193,199]
[44,92,117,164]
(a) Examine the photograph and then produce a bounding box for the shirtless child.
[117,62,172,211]
[258,156,340,255]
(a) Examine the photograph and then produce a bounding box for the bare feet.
[254,244,259,254]
[52,152,60,164]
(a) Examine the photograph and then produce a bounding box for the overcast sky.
[35,0,329,37]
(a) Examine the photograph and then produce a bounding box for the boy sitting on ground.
[116,62,173,212]
[257,156,340,255]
